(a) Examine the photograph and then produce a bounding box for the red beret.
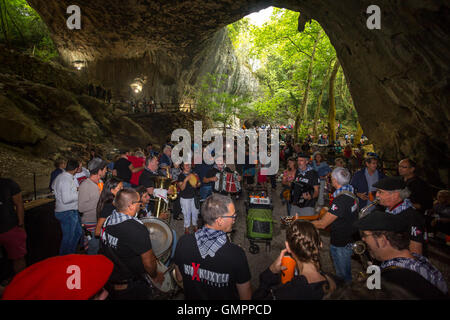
[2,254,113,300]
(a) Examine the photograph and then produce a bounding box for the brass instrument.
[352,240,372,282]
[152,168,178,219]
[166,167,178,201]
[358,199,380,219]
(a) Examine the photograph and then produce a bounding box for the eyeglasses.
[131,201,142,205]
[398,165,410,169]
[221,214,237,220]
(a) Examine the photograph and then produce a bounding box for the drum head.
[140,217,173,259]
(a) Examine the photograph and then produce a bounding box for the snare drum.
[140,217,173,264]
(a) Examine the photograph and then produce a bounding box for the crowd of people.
[0,133,449,300]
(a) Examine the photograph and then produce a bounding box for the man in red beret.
[2,254,113,300]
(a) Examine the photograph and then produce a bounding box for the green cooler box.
[247,208,273,240]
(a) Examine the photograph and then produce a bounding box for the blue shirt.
[312,161,331,178]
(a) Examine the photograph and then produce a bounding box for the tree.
[293,28,322,142]
[327,59,340,144]
[312,58,334,140]
[0,0,58,61]
[194,73,251,130]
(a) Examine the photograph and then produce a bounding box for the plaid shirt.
[332,184,355,198]
[381,253,448,294]
[103,209,143,229]
[385,199,414,215]
[195,227,227,259]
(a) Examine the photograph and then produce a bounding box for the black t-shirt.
[205,167,220,188]
[114,158,132,182]
[99,202,115,219]
[0,178,21,233]
[138,169,158,189]
[193,163,214,187]
[178,173,196,199]
[100,219,152,282]
[381,267,446,299]
[406,177,433,214]
[397,207,426,244]
[173,234,251,300]
[291,169,320,208]
[328,193,359,246]
[253,268,335,300]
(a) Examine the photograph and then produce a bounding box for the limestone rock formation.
[24,0,450,186]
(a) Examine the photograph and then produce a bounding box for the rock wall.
[26,0,450,187]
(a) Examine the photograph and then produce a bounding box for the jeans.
[199,185,213,200]
[318,179,326,207]
[55,210,82,255]
[287,202,292,216]
[330,243,353,282]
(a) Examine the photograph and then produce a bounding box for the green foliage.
[0,0,58,61]
[194,73,251,128]
[228,8,359,137]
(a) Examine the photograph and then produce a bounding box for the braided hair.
[286,220,322,271]
[286,220,336,295]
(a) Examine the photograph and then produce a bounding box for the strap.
[336,190,358,201]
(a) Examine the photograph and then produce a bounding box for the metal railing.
[115,102,196,114]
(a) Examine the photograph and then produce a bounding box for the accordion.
[214,168,241,194]
[291,181,314,207]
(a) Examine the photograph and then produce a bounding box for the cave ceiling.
[26,0,450,185]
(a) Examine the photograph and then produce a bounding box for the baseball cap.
[88,157,107,172]
[353,209,409,233]
[2,254,113,300]
[373,176,406,191]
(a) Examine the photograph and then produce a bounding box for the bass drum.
[140,217,173,265]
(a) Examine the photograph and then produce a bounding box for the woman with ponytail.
[253,220,338,300]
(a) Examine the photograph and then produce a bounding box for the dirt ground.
[169,178,450,299]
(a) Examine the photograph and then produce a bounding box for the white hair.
[331,167,351,186]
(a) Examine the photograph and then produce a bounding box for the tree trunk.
[327,59,340,145]
[312,58,334,141]
[293,29,322,142]
[0,0,9,46]
[4,1,25,43]
[354,120,363,147]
